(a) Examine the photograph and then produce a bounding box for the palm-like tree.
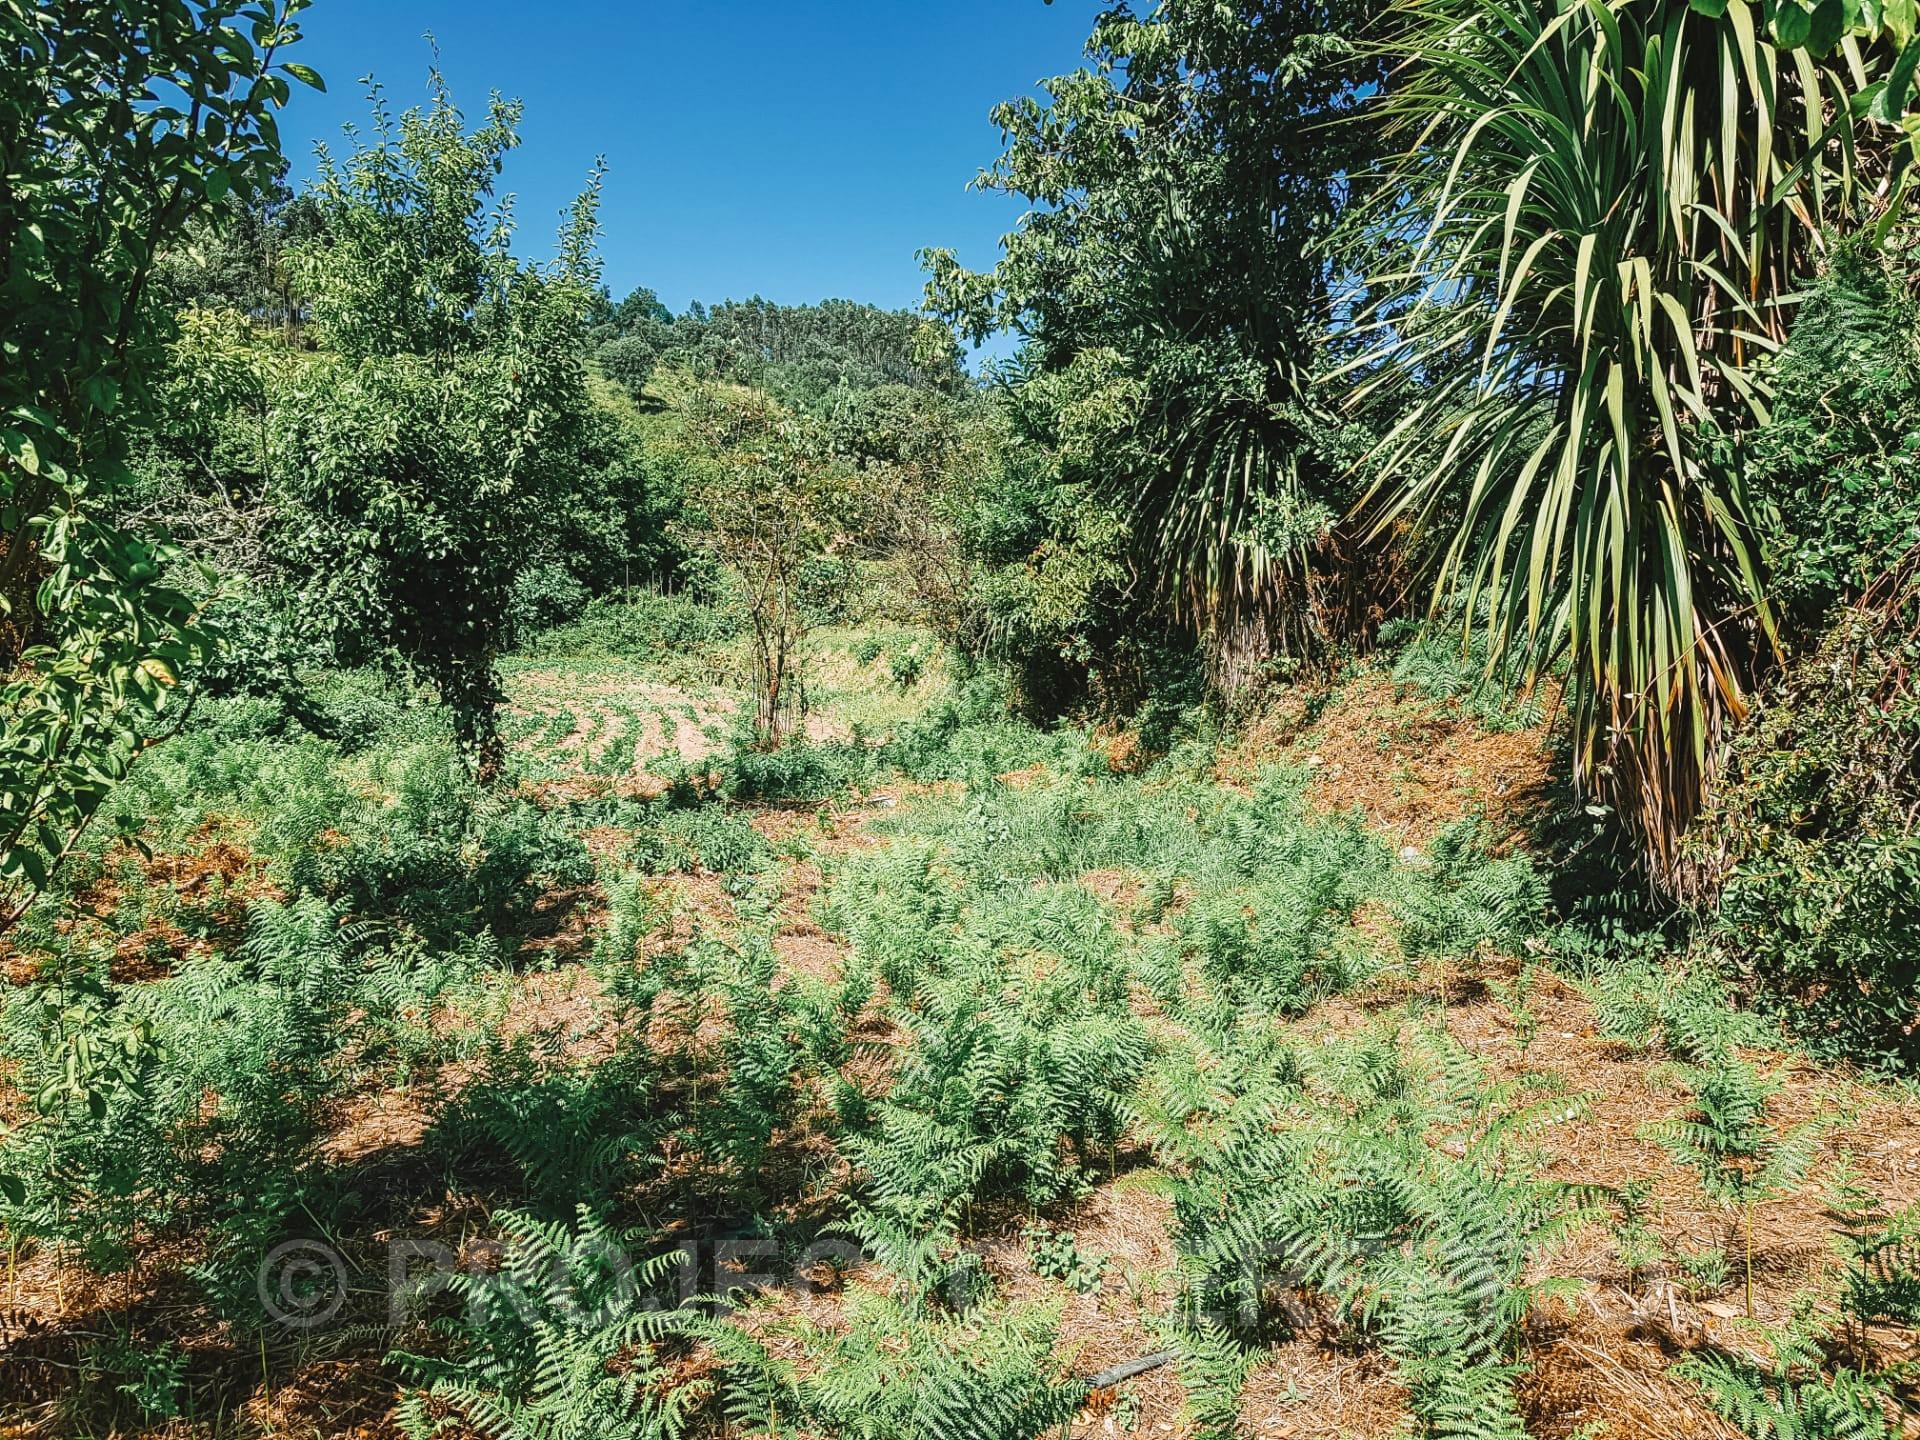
[1342,0,1881,886]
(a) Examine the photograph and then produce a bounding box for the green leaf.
[2,430,41,476]
[80,375,119,415]
[1773,2,1815,45]
[1874,40,1920,118]
[1888,0,1918,45]
[1810,0,1848,48]
[284,61,326,91]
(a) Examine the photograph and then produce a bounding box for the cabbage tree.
[1343,0,1886,886]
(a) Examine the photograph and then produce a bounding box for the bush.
[717,734,874,803]
[1697,597,1920,1070]
[101,704,589,948]
[292,744,591,944]
[527,593,739,665]
[1744,239,1920,628]
[508,560,591,639]
[878,672,1082,785]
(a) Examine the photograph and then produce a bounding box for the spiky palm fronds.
[1344,0,1882,884]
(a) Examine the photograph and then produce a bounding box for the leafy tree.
[821,381,1006,642]
[927,0,1387,682]
[655,294,965,410]
[268,72,605,777]
[590,283,674,401]
[0,0,318,928]
[1340,0,1885,887]
[673,387,865,744]
[596,333,660,399]
[152,164,323,336]
[949,352,1168,718]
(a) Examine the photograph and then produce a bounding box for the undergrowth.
[6,617,1916,1440]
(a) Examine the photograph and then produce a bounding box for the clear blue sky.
[279,1,1092,337]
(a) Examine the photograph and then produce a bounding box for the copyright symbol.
[257,1238,347,1331]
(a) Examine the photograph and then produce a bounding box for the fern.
[841,940,1152,1212]
[392,1206,703,1440]
[444,1035,664,1211]
[1678,1301,1897,1440]
[1389,820,1547,962]
[709,1280,1081,1440]
[1167,1317,1256,1440]
[1140,1026,1592,1440]
[0,896,371,1300]
[1828,1162,1920,1331]
[1647,1053,1826,1317]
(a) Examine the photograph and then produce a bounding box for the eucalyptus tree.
[1341,0,1892,887]
[927,0,1387,682]
[0,0,317,928]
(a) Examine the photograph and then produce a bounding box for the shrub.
[509,560,592,639]
[1744,239,1920,629]
[286,743,592,944]
[878,672,1082,785]
[629,805,772,876]
[717,733,874,803]
[1696,593,1920,1070]
[528,593,740,665]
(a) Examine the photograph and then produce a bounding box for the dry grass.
[1221,673,1558,849]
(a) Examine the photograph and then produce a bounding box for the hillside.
[3,607,1915,1439]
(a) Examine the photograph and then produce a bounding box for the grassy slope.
[2,615,1917,1439]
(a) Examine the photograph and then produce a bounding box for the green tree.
[152,164,323,337]
[0,0,317,929]
[596,333,660,400]
[269,72,604,777]
[674,386,865,745]
[927,0,1387,686]
[630,294,964,411]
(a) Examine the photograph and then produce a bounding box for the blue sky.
[278,1,1091,338]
